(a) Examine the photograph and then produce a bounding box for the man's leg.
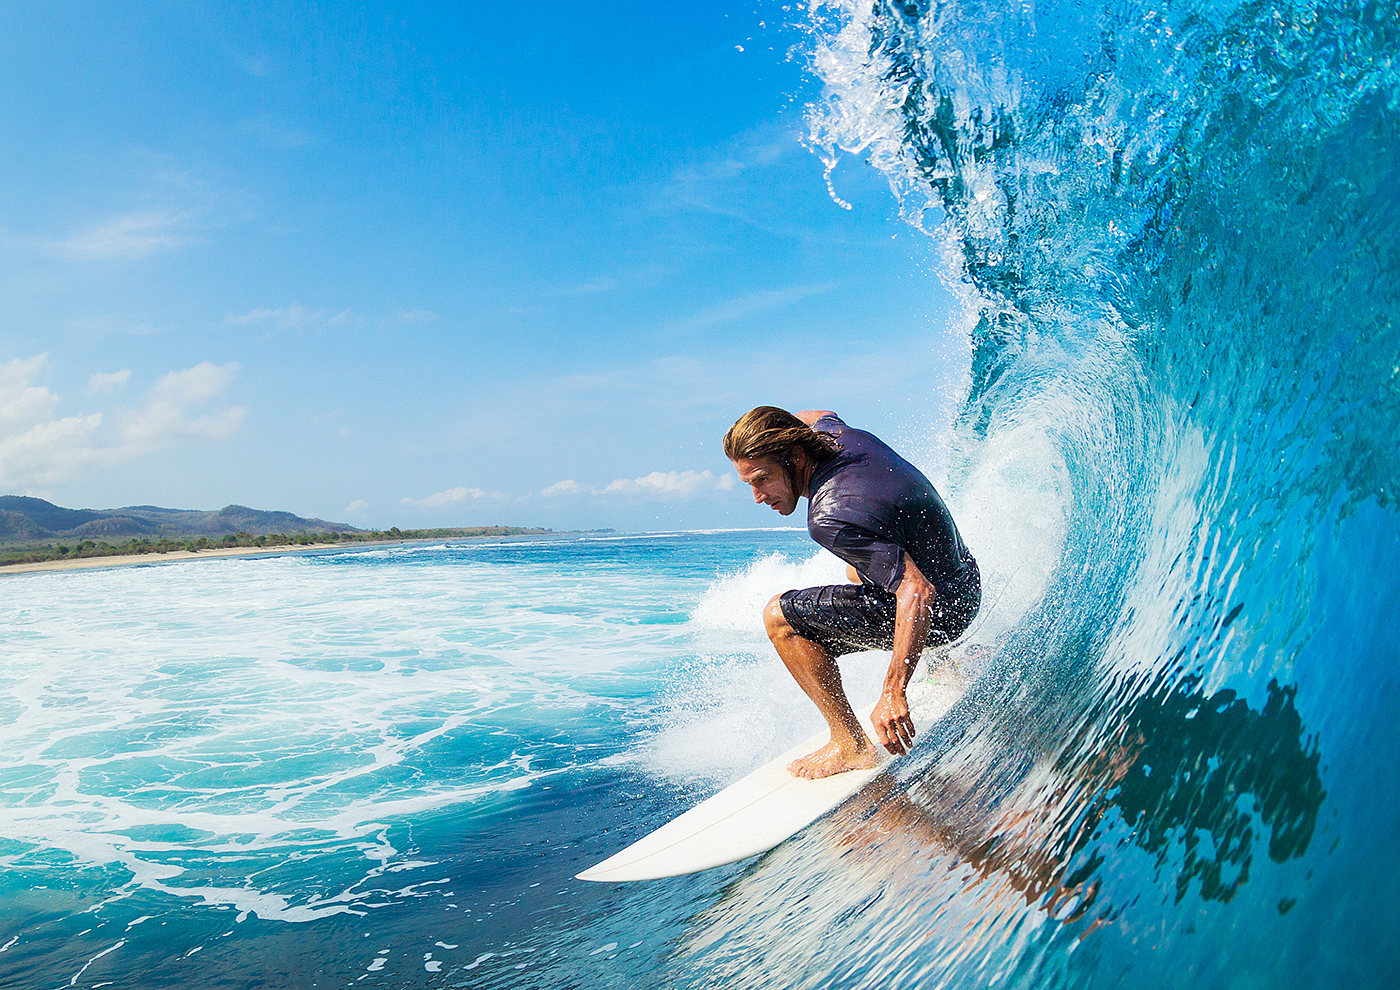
[763,594,879,779]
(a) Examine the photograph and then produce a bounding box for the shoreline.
[0,527,806,577]
[0,538,431,576]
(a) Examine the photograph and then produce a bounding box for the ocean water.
[4,0,1399,987]
[1,532,966,988]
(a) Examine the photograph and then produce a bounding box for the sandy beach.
[0,541,393,576]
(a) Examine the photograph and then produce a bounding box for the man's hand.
[871,688,916,755]
[874,553,935,757]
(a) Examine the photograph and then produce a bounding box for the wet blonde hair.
[723,407,840,484]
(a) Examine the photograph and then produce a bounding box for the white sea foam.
[688,548,847,636]
[641,548,892,786]
[945,416,1071,648]
[0,546,709,921]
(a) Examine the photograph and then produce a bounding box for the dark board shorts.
[778,561,980,659]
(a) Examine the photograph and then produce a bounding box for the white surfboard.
[576,673,966,882]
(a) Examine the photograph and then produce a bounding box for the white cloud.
[87,369,132,393]
[121,362,245,444]
[0,355,246,490]
[151,362,238,405]
[0,355,65,431]
[399,486,507,508]
[344,499,371,513]
[225,302,349,332]
[542,470,734,500]
[605,469,735,497]
[541,479,588,497]
[0,356,104,487]
[44,211,195,262]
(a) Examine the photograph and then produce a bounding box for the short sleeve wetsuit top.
[777,414,980,656]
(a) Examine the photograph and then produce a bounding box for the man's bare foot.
[787,739,880,779]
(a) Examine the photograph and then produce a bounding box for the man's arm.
[795,409,836,426]
[870,553,936,756]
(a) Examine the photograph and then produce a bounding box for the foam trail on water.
[643,548,861,786]
[0,546,709,925]
[689,547,847,637]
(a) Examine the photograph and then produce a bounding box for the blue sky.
[0,1,965,531]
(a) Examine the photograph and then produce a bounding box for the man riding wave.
[725,407,980,779]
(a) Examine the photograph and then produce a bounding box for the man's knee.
[763,594,793,642]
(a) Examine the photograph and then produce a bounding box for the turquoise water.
[0,532,919,987]
[5,0,1400,985]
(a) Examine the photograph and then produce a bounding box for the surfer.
[724,407,980,779]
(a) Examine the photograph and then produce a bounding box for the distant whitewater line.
[0,526,567,571]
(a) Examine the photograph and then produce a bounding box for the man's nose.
[752,487,764,503]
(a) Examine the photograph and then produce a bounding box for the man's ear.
[790,445,807,468]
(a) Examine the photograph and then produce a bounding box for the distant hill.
[0,496,361,543]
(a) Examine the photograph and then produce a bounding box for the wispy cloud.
[660,119,896,245]
[542,470,734,500]
[0,355,246,490]
[69,315,167,338]
[239,112,317,149]
[344,499,371,513]
[664,283,836,333]
[540,479,589,497]
[662,123,827,234]
[41,210,198,262]
[225,303,355,333]
[399,486,510,508]
[556,276,619,296]
[227,304,440,336]
[669,129,795,213]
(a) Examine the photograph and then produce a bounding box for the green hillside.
[0,497,550,567]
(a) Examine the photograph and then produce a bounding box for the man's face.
[733,454,801,516]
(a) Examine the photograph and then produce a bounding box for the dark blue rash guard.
[805,414,977,601]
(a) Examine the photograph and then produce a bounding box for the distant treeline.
[0,527,552,567]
